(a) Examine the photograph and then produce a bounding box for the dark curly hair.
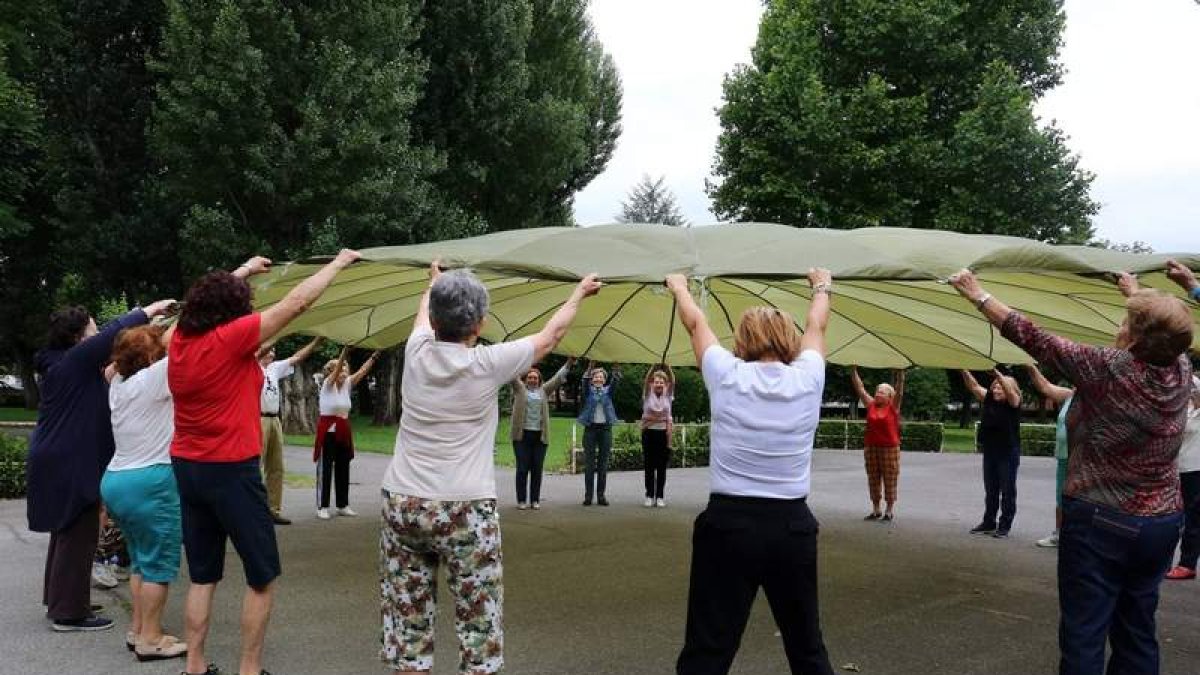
[46,306,91,350]
[178,271,253,335]
[111,325,167,378]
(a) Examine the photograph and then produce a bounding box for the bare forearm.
[799,292,830,354]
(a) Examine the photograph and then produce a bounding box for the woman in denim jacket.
[577,361,621,506]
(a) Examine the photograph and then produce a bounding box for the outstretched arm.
[542,357,574,392]
[850,366,873,408]
[285,337,324,367]
[666,275,718,369]
[259,250,360,343]
[961,370,987,402]
[530,275,603,363]
[1024,364,1074,404]
[413,261,441,334]
[1167,260,1200,302]
[893,369,906,411]
[350,351,380,387]
[326,346,350,385]
[800,268,832,358]
[994,369,1022,408]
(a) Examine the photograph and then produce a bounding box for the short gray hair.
[429,270,489,342]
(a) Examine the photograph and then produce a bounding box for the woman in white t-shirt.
[99,325,187,662]
[313,348,379,520]
[379,262,600,675]
[666,269,837,675]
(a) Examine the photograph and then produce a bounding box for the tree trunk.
[17,352,39,410]
[372,349,403,427]
[281,361,318,436]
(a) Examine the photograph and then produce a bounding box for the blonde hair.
[734,307,801,363]
[876,383,895,399]
[1125,290,1193,366]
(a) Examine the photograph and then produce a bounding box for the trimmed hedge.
[0,435,28,499]
[815,420,944,453]
[968,422,1057,457]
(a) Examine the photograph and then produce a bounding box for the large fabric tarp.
[251,224,1200,368]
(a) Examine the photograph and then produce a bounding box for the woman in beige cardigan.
[511,358,574,509]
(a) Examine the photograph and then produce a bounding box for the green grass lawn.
[286,414,578,471]
[941,426,977,453]
[0,408,37,423]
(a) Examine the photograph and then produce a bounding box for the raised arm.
[850,366,873,408]
[643,366,656,398]
[259,250,361,343]
[285,336,324,367]
[542,357,574,392]
[800,268,832,358]
[666,274,718,368]
[663,364,675,392]
[961,370,987,402]
[1024,364,1074,404]
[349,351,380,387]
[413,260,442,334]
[530,275,603,363]
[994,369,1022,408]
[73,300,173,367]
[326,346,350,386]
[1167,260,1200,303]
[893,369,906,411]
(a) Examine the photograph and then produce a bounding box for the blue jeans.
[981,447,1019,531]
[1058,497,1182,675]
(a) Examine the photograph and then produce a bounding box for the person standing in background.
[510,358,574,510]
[1166,376,1200,580]
[577,362,622,506]
[851,366,905,522]
[640,365,675,508]
[258,337,323,525]
[961,369,1023,539]
[314,348,379,520]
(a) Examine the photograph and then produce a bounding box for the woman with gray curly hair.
[379,262,601,675]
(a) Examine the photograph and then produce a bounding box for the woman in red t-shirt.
[851,366,905,522]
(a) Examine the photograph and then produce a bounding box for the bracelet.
[812,282,833,295]
[975,293,992,310]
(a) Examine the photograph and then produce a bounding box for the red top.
[169,313,264,463]
[864,402,901,448]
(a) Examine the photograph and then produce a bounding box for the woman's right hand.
[665,274,689,295]
[143,299,178,318]
[332,249,361,270]
[807,268,832,289]
[575,274,602,298]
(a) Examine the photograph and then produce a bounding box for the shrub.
[1020,424,1056,457]
[814,420,943,452]
[0,435,28,499]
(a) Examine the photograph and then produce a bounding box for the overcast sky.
[573,0,1200,253]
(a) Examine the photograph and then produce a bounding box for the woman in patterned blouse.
[949,267,1193,675]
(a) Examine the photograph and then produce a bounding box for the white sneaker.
[1036,532,1059,548]
[517,502,528,510]
[336,506,357,517]
[316,508,331,520]
[655,498,667,508]
[643,497,653,508]
[531,502,541,510]
[109,563,130,582]
[91,561,117,589]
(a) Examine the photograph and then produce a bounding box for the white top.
[319,378,353,417]
[108,359,174,471]
[384,327,535,500]
[259,360,294,415]
[1178,405,1200,474]
[701,345,826,499]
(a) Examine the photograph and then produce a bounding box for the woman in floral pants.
[378,262,601,674]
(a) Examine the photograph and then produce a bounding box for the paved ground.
[2,448,1199,675]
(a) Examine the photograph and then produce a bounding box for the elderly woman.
[577,361,622,506]
[380,263,600,675]
[27,298,174,632]
[640,364,675,508]
[1165,376,1200,580]
[510,357,574,510]
[169,250,359,675]
[850,366,905,522]
[314,348,379,520]
[667,270,836,675]
[961,368,1023,539]
[101,325,187,661]
[950,268,1193,675]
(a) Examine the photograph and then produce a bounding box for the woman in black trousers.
[667,270,836,675]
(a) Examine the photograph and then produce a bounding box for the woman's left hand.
[1116,272,1139,298]
[948,268,985,302]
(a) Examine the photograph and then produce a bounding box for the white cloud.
[574,0,1200,253]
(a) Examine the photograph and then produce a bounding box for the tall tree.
[616,175,688,226]
[414,0,622,231]
[709,0,1097,243]
[150,0,454,276]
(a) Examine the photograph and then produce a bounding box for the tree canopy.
[708,0,1097,243]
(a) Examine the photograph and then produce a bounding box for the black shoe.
[970,523,997,536]
[271,514,292,525]
[582,498,592,506]
[881,513,894,522]
[51,615,114,632]
[864,512,881,521]
[993,529,1011,539]
[182,664,222,675]
[597,497,609,506]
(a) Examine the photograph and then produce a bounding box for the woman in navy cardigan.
[27,299,174,632]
